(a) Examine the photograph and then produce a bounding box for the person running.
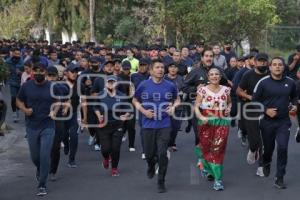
[132,59,180,193]
[6,48,24,123]
[46,66,68,181]
[117,60,136,152]
[232,53,256,146]
[61,63,81,168]
[236,53,269,177]
[81,57,102,151]
[182,47,229,146]
[194,67,231,191]
[131,58,150,159]
[164,62,184,151]
[94,75,131,177]
[253,57,297,189]
[16,62,59,196]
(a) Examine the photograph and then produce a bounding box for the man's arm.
[16,98,32,116]
[288,54,300,71]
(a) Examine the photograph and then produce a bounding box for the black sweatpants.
[122,116,136,148]
[238,101,248,137]
[143,127,171,183]
[96,121,124,168]
[50,121,64,174]
[260,117,291,178]
[244,114,263,166]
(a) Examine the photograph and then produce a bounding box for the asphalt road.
[0,85,300,200]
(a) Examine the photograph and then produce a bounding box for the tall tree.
[89,0,96,42]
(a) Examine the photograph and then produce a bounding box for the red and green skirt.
[195,116,230,181]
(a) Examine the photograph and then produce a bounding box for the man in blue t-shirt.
[132,59,180,193]
[16,62,58,196]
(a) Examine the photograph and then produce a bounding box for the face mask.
[34,74,45,83]
[11,56,20,64]
[105,72,113,76]
[225,47,231,51]
[91,65,99,71]
[257,65,268,73]
[68,78,75,83]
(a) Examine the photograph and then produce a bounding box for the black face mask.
[11,56,20,64]
[34,74,45,83]
[105,72,113,76]
[91,65,99,71]
[225,47,231,51]
[257,65,268,73]
[68,78,76,83]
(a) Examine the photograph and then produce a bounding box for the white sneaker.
[88,136,94,146]
[256,167,264,177]
[13,112,19,123]
[167,150,171,160]
[237,129,242,139]
[122,135,127,142]
[141,153,146,160]
[129,148,136,152]
[155,166,159,175]
[247,150,256,165]
[94,144,101,151]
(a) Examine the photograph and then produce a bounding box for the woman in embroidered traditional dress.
[194,67,231,191]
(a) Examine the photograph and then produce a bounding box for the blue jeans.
[26,127,55,188]
[63,114,79,162]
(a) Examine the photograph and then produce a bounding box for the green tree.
[0,0,36,39]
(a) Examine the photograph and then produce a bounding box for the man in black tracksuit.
[253,57,297,189]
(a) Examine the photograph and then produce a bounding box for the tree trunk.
[71,31,78,42]
[61,29,70,44]
[45,27,51,44]
[89,0,96,42]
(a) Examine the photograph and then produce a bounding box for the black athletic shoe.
[263,164,271,177]
[207,174,215,182]
[147,165,155,179]
[185,124,191,133]
[64,145,69,155]
[295,130,300,143]
[157,182,167,193]
[241,135,247,147]
[274,177,286,189]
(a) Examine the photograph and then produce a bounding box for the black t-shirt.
[239,69,268,98]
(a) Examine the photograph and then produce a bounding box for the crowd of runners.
[0,39,300,196]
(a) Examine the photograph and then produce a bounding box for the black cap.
[106,75,118,82]
[122,60,131,70]
[237,56,245,62]
[47,66,58,75]
[89,56,99,63]
[65,63,79,72]
[113,58,122,64]
[167,62,176,68]
[247,52,258,59]
[255,53,269,61]
[139,58,149,65]
[104,60,114,65]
